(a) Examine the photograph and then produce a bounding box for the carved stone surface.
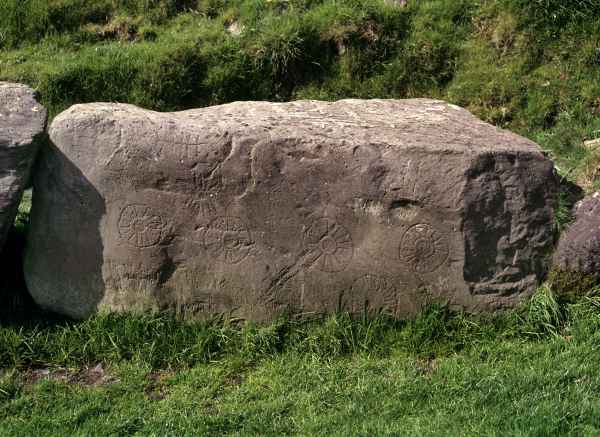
[554,192,600,276]
[25,99,558,319]
[0,82,47,251]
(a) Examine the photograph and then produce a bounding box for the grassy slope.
[3,1,600,434]
[1,0,600,183]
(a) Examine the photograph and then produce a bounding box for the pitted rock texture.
[554,192,600,276]
[25,99,558,319]
[0,82,47,250]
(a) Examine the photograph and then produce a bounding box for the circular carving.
[204,216,252,264]
[399,223,448,273]
[320,236,338,254]
[118,204,166,248]
[305,218,354,273]
[344,274,397,315]
[264,279,304,313]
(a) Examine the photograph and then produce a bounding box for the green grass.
[3,291,600,435]
[3,1,600,434]
[2,346,600,435]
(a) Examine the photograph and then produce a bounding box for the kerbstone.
[0,82,47,251]
[554,192,600,276]
[25,99,558,319]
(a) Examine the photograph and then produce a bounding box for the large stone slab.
[0,83,47,251]
[554,192,600,277]
[25,99,558,320]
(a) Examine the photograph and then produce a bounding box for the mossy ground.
[2,1,600,434]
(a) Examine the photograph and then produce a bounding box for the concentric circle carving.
[344,274,397,315]
[399,223,448,273]
[304,218,354,272]
[118,204,166,248]
[204,216,252,264]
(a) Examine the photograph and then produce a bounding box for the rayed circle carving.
[118,204,166,248]
[304,218,354,273]
[399,223,449,273]
[203,216,252,264]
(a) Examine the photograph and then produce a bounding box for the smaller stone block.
[554,192,600,277]
[0,82,47,250]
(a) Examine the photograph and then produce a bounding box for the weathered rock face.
[25,99,558,320]
[554,192,600,276]
[0,83,47,251]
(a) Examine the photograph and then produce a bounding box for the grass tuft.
[3,284,598,372]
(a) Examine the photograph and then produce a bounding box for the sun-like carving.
[118,204,166,248]
[203,216,252,264]
[304,218,354,273]
[399,223,449,274]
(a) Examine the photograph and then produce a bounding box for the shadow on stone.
[23,140,106,319]
[0,223,34,314]
[0,216,71,327]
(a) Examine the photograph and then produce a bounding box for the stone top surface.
[0,82,48,148]
[52,99,543,155]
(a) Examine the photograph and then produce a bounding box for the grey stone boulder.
[0,82,47,251]
[554,192,600,276]
[25,99,558,320]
